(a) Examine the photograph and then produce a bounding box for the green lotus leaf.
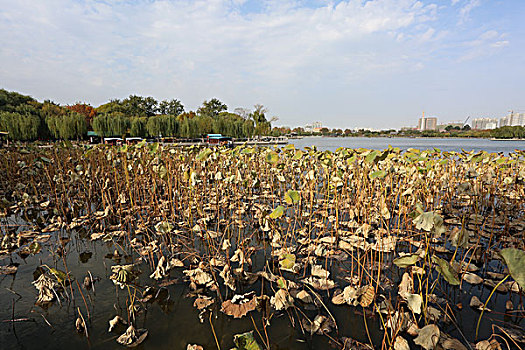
[49,268,68,284]
[266,151,279,165]
[293,150,304,160]
[241,147,255,154]
[364,150,378,164]
[369,170,386,179]
[196,148,213,161]
[279,253,296,270]
[269,206,285,219]
[233,331,262,350]
[284,190,300,205]
[499,248,525,291]
[393,254,420,268]
[432,256,460,286]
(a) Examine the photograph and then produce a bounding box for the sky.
[0,0,524,129]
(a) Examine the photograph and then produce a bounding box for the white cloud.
[0,0,439,106]
[458,0,481,24]
[0,0,515,128]
[458,30,509,61]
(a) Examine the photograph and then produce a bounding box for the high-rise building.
[418,112,438,131]
[500,111,525,127]
[471,118,499,130]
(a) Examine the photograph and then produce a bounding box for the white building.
[418,113,438,131]
[500,111,525,127]
[304,121,322,133]
[471,118,499,130]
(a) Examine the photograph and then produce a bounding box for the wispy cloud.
[457,0,481,24]
[458,30,509,61]
[0,1,438,101]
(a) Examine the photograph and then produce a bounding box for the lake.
[289,136,525,154]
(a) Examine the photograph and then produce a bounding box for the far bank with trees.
[0,89,274,141]
[1,88,523,142]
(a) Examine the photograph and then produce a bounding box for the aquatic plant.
[1,144,525,348]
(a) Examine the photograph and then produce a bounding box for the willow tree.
[46,112,87,140]
[92,113,130,137]
[0,112,42,140]
[146,115,180,137]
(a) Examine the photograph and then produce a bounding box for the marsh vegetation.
[1,143,525,349]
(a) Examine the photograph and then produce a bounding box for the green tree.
[0,112,42,140]
[250,105,274,136]
[197,98,227,119]
[0,89,36,112]
[92,113,130,137]
[96,99,124,115]
[180,117,200,138]
[491,126,525,139]
[121,95,158,117]
[46,112,87,140]
[146,115,180,137]
[158,99,184,116]
[130,117,148,137]
[242,119,255,138]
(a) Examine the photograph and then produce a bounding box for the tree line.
[0,89,274,140]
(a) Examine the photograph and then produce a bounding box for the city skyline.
[1,0,524,129]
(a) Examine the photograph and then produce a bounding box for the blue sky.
[0,0,523,129]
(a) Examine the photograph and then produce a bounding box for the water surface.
[290,137,525,154]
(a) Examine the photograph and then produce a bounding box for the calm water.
[289,137,525,154]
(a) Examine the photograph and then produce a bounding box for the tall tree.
[0,89,36,112]
[146,115,180,137]
[158,99,184,116]
[197,98,227,119]
[122,95,158,117]
[250,104,275,136]
[0,112,42,140]
[92,113,130,137]
[130,117,148,137]
[96,99,124,115]
[46,112,87,140]
[67,103,96,129]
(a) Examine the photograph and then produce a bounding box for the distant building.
[418,113,438,131]
[353,127,376,132]
[304,121,322,133]
[500,111,525,127]
[471,118,498,130]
